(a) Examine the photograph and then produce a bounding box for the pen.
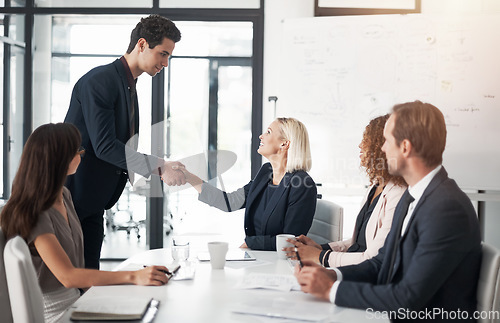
[143,299,160,323]
[143,265,180,277]
[295,249,304,268]
[167,265,181,277]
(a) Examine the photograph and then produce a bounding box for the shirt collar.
[408,165,442,202]
[119,56,136,91]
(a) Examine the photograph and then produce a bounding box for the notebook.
[70,297,158,321]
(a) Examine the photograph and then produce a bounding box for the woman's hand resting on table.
[133,266,171,286]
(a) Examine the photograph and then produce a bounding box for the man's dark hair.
[126,14,181,54]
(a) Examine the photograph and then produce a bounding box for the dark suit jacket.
[64,59,159,217]
[336,167,481,322]
[243,163,317,250]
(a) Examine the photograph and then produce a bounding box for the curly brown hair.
[360,114,406,187]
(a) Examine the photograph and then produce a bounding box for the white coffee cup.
[207,241,229,269]
[276,234,296,259]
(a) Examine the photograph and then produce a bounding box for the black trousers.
[79,211,105,269]
[73,173,128,269]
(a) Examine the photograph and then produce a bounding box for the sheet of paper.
[231,296,332,322]
[236,272,301,292]
[170,261,196,280]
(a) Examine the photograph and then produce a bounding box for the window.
[35,0,152,8]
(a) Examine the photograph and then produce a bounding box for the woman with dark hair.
[286,114,407,267]
[1,123,170,323]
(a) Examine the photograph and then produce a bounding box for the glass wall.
[45,18,254,193]
[160,0,259,9]
[0,25,3,198]
[36,15,256,253]
[167,21,253,203]
[35,0,152,7]
[168,58,209,158]
[0,3,263,252]
[9,0,26,7]
[217,65,252,189]
[48,15,139,123]
[173,21,253,57]
[40,15,155,159]
[0,14,25,198]
[9,41,24,189]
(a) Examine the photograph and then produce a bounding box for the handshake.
[155,150,236,190]
[157,161,203,188]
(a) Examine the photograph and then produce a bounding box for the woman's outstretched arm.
[34,233,170,289]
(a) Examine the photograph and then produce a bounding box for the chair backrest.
[477,242,500,323]
[307,199,343,245]
[0,228,14,323]
[4,236,45,323]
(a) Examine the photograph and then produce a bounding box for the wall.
[262,0,500,247]
[421,0,500,252]
[421,0,500,13]
[263,0,314,129]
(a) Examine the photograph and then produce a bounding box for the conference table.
[61,237,389,323]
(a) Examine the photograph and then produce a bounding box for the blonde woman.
[183,118,317,251]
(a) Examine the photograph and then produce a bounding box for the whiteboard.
[279,14,500,190]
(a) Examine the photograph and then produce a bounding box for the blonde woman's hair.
[276,117,312,172]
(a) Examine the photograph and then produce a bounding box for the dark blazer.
[65,59,157,217]
[335,167,481,322]
[243,163,317,251]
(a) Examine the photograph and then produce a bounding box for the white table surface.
[61,240,389,323]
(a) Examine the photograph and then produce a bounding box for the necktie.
[129,87,137,138]
[128,87,137,183]
[386,191,414,283]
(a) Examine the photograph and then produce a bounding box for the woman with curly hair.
[286,114,407,267]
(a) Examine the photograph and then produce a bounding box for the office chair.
[107,184,144,240]
[307,199,343,245]
[477,242,500,323]
[3,236,44,323]
[0,228,14,323]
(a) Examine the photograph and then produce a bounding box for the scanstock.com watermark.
[366,308,500,321]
